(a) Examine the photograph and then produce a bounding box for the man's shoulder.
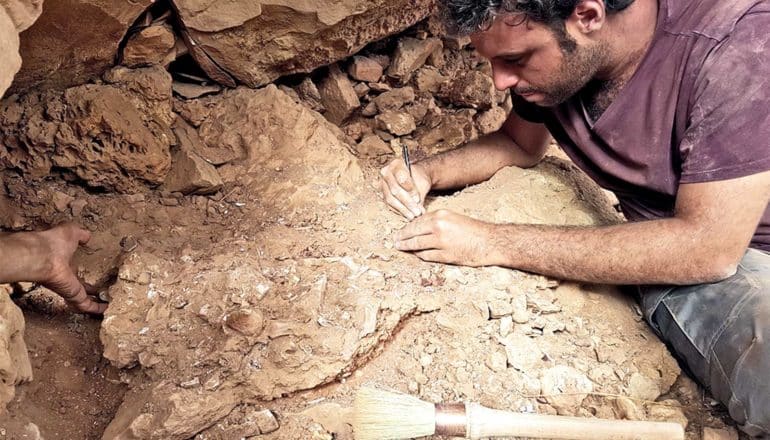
[662,0,769,42]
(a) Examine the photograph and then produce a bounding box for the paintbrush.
[353,387,684,440]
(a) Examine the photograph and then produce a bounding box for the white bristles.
[353,387,436,440]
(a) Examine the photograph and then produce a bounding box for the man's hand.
[393,209,497,267]
[379,159,432,220]
[35,225,106,314]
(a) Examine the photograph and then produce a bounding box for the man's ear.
[568,0,606,35]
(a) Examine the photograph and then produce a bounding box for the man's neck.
[597,0,659,83]
[581,0,659,121]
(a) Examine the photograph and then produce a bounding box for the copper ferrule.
[435,403,468,437]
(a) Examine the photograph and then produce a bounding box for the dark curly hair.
[440,0,635,35]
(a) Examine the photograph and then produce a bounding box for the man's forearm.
[0,232,47,284]
[418,131,543,191]
[487,218,739,285]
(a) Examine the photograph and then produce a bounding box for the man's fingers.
[381,180,415,220]
[76,227,92,245]
[414,250,450,264]
[394,216,435,241]
[381,169,422,217]
[51,271,106,315]
[394,234,439,252]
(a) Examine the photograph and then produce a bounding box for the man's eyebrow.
[494,51,526,59]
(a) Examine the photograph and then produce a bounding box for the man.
[1,0,104,314]
[379,0,770,435]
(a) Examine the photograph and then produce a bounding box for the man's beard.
[517,38,607,107]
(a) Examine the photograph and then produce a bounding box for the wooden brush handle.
[466,403,684,440]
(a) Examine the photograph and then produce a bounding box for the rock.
[122,24,177,68]
[499,315,513,337]
[647,400,688,430]
[353,82,371,98]
[69,199,87,217]
[499,334,541,372]
[173,0,434,87]
[344,120,372,142]
[223,309,265,337]
[415,67,448,94]
[172,82,222,100]
[51,191,75,212]
[488,299,513,319]
[540,366,593,415]
[361,101,378,117]
[102,384,240,440]
[296,77,325,113]
[1,67,174,192]
[0,290,33,411]
[9,0,153,92]
[253,409,279,434]
[416,110,477,154]
[443,70,497,110]
[626,373,661,401]
[477,106,509,135]
[369,82,392,93]
[485,351,508,373]
[356,133,391,157]
[612,397,642,420]
[376,111,416,136]
[387,37,443,83]
[373,87,416,112]
[319,64,360,125]
[443,35,471,50]
[348,56,383,82]
[703,427,739,440]
[0,6,21,98]
[163,146,223,195]
[172,118,238,167]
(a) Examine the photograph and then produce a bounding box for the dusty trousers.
[639,248,770,437]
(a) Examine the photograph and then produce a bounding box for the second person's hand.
[379,158,432,220]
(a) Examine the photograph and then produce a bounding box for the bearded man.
[379,0,770,435]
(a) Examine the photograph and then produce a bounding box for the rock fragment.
[376,111,416,136]
[296,77,325,113]
[444,70,497,110]
[374,87,416,112]
[388,37,443,82]
[357,134,392,157]
[415,67,448,94]
[477,106,509,135]
[163,145,223,195]
[540,366,593,415]
[122,24,177,68]
[319,65,360,125]
[348,56,384,82]
[703,427,739,440]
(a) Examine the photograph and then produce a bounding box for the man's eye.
[504,57,525,66]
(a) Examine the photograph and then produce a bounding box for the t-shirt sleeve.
[678,9,770,183]
[510,94,546,124]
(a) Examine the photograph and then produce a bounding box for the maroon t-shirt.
[515,0,770,251]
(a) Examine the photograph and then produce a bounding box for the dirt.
[0,12,748,440]
[0,310,125,440]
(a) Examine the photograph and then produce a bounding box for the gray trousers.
[639,248,770,437]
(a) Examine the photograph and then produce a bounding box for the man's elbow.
[698,255,740,284]
[704,262,738,283]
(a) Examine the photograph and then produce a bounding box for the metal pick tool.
[402,143,412,177]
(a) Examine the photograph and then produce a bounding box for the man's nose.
[492,68,520,92]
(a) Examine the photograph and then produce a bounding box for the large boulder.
[0,286,33,412]
[8,0,152,93]
[0,0,42,97]
[0,67,174,192]
[173,0,435,87]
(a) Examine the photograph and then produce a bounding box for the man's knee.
[719,282,770,436]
